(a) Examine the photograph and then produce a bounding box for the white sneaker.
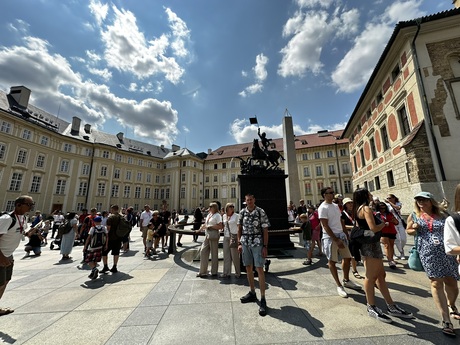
[343,279,362,290]
[367,305,393,323]
[337,286,348,298]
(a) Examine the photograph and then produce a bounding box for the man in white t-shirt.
[318,187,361,298]
[140,204,153,253]
[0,195,35,316]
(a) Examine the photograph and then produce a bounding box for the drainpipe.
[85,147,95,208]
[411,19,446,192]
[334,142,343,194]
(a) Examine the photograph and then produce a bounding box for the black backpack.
[1,212,16,230]
[116,214,132,238]
[90,226,107,248]
[452,213,460,233]
[59,221,73,235]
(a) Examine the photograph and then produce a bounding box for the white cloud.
[89,0,109,26]
[278,2,361,79]
[331,0,425,93]
[0,36,179,146]
[229,118,347,143]
[239,53,268,97]
[88,67,112,81]
[165,7,191,58]
[241,70,248,77]
[93,5,184,84]
[86,50,102,62]
[253,53,269,82]
[383,0,425,23]
[128,83,137,92]
[296,0,334,8]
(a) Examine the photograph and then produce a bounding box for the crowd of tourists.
[2,187,460,337]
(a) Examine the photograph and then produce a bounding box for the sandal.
[0,307,14,316]
[449,305,460,320]
[352,271,362,279]
[442,320,456,337]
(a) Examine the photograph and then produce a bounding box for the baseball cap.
[414,191,434,199]
[93,216,102,222]
[334,194,343,199]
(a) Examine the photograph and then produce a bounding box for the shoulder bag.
[226,217,238,248]
[206,213,220,240]
[408,213,424,271]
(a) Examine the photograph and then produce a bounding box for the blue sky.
[0,0,453,153]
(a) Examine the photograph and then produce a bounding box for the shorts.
[381,233,397,240]
[85,249,102,263]
[103,239,121,256]
[0,257,14,286]
[322,236,352,263]
[146,240,153,248]
[141,226,149,239]
[241,244,265,268]
[360,242,384,259]
[25,245,41,255]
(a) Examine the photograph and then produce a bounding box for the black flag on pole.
[249,117,258,125]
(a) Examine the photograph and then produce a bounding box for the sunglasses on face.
[415,198,429,202]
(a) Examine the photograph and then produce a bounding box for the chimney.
[208,148,212,154]
[172,144,180,152]
[71,117,81,135]
[9,86,31,108]
[84,124,91,134]
[116,132,124,142]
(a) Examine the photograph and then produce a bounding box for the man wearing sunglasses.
[0,195,35,316]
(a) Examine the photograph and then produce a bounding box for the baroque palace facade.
[0,86,352,215]
[342,6,460,210]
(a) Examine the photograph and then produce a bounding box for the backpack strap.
[4,212,16,230]
[452,213,460,234]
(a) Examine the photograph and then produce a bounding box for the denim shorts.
[241,244,265,268]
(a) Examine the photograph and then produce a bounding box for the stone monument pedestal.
[238,174,294,249]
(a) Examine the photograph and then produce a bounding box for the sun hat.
[414,191,434,199]
[342,197,353,205]
[334,194,343,199]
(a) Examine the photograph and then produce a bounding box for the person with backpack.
[0,195,35,316]
[101,205,125,274]
[78,208,97,246]
[60,212,78,261]
[83,216,108,280]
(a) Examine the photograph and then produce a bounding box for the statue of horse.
[251,139,284,169]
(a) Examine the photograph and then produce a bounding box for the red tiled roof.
[206,130,348,161]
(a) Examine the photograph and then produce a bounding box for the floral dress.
[414,214,459,280]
